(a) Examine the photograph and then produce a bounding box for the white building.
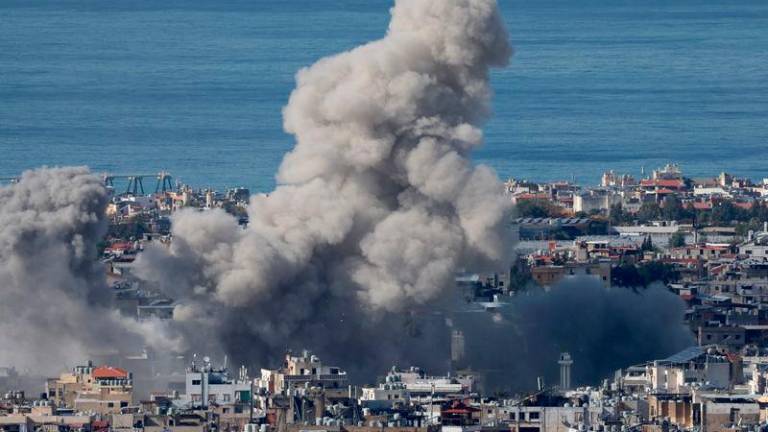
[182,356,251,408]
[573,189,621,214]
[647,347,731,394]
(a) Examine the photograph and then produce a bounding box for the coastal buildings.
[6,164,768,432]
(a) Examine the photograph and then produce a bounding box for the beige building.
[259,351,347,394]
[530,262,611,289]
[648,394,693,428]
[46,361,134,415]
[693,394,760,432]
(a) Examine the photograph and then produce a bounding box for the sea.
[2,0,767,192]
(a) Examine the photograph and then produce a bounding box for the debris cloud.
[135,0,513,374]
[457,279,695,391]
[0,167,183,373]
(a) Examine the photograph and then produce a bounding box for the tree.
[669,231,686,248]
[641,235,655,251]
[609,203,635,225]
[516,199,560,218]
[637,202,661,223]
[710,201,738,225]
[661,196,693,221]
[612,262,680,288]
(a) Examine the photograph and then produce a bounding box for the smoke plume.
[0,167,182,374]
[456,278,695,392]
[135,0,513,374]
[1,2,695,393]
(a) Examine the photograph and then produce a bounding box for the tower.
[451,330,466,369]
[558,352,573,390]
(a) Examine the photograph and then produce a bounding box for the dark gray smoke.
[455,278,695,392]
[134,0,513,376]
[0,167,183,374]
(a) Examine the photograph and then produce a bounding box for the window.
[120,401,128,408]
[224,394,231,402]
[510,413,516,420]
[108,402,115,408]
[529,412,540,420]
[312,368,317,375]
[730,408,740,423]
[192,379,201,386]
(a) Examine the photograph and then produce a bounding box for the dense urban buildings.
[4,164,768,432]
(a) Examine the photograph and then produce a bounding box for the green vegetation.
[669,232,686,248]
[515,199,562,218]
[641,235,655,252]
[611,199,768,227]
[612,261,680,288]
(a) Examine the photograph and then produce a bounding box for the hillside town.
[5,164,768,432]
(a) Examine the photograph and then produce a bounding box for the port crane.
[1,172,175,194]
[102,171,175,195]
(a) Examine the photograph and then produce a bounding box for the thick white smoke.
[0,167,184,373]
[134,0,513,372]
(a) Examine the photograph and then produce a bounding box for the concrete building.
[573,189,621,214]
[693,393,760,432]
[647,347,731,393]
[46,362,134,415]
[530,262,611,289]
[259,351,347,394]
[183,356,251,408]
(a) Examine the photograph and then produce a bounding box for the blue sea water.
[1,0,767,192]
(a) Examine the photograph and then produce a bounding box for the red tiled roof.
[107,242,133,251]
[515,193,550,200]
[701,245,729,251]
[443,408,476,415]
[640,179,684,188]
[92,366,128,379]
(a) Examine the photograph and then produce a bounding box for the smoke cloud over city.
[0,0,695,390]
[456,278,695,391]
[134,0,513,373]
[0,167,183,374]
